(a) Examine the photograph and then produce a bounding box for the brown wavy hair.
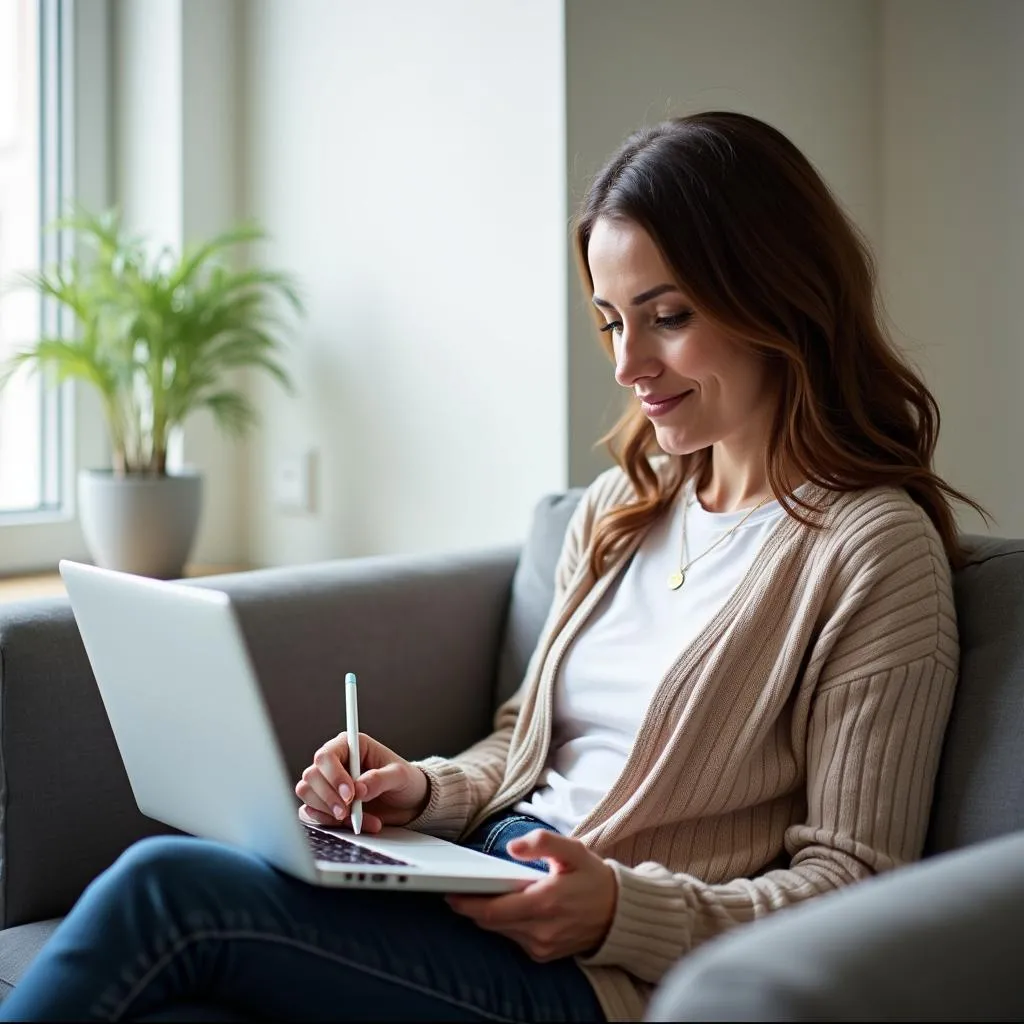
[575,112,986,577]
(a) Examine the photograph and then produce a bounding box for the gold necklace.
[667,490,773,590]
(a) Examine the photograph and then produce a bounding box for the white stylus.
[345,671,362,835]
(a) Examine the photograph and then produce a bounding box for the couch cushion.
[925,535,1024,855]
[0,918,60,999]
[0,599,172,929]
[494,489,585,707]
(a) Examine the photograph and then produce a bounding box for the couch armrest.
[0,547,518,928]
[646,829,1024,1022]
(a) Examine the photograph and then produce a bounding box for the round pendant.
[667,570,685,591]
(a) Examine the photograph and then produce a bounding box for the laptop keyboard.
[303,823,410,866]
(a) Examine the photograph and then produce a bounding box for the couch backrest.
[498,493,1024,857]
[926,536,1024,854]
[494,490,585,707]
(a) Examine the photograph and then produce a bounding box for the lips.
[637,390,693,417]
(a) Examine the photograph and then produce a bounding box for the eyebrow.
[591,283,681,310]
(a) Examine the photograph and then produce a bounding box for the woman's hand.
[447,830,618,961]
[295,732,429,833]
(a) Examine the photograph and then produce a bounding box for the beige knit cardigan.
[410,465,959,1021]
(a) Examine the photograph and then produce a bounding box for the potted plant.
[0,206,303,578]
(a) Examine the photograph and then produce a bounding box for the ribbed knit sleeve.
[406,482,597,840]
[405,695,523,841]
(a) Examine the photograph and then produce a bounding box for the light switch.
[273,450,314,513]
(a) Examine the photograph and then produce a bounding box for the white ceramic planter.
[78,469,203,579]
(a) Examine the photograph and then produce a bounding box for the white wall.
[178,0,248,565]
[114,0,182,249]
[564,0,882,486]
[880,0,1024,535]
[101,0,1019,569]
[241,0,567,564]
[113,0,247,565]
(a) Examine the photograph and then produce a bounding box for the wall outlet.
[273,450,315,513]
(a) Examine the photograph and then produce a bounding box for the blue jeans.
[0,812,605,1022]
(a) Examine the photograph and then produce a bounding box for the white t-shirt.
[516,481,793,834]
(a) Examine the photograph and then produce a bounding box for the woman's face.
[587,216,776,458]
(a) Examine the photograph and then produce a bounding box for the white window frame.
[0,0,109,572]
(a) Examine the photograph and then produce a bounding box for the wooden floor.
[0,565,248,602]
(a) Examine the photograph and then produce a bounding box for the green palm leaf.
[0,204,302,476]
[198,388,259,435]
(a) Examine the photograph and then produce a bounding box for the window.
[0,0,63,514]
[0,0,108,574]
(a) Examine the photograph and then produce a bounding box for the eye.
[655,310,694,330]
[598,320,622,335]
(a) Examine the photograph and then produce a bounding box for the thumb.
[507,829,588,871]
[356,763,405,802]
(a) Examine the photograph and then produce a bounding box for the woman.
[1,112,982,1022]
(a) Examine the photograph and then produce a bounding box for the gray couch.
[0,488,1021,1021]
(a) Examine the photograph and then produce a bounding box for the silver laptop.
[59,559,546,894]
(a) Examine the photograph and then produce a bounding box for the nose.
[613,326,659,388]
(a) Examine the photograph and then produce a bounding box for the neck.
[696,400,786,511]
[698,445,773,513]
[688,396,806,512]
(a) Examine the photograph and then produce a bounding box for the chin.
[653,428,705,457]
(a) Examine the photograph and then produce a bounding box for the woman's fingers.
[359,811,383,833]
[299,804,383,834]
[314,744,353,800]
[296,732,420,828]
[297,765,348,819]
[299,804,339,826]
[357,764,402,802]
[294,779,338,819]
